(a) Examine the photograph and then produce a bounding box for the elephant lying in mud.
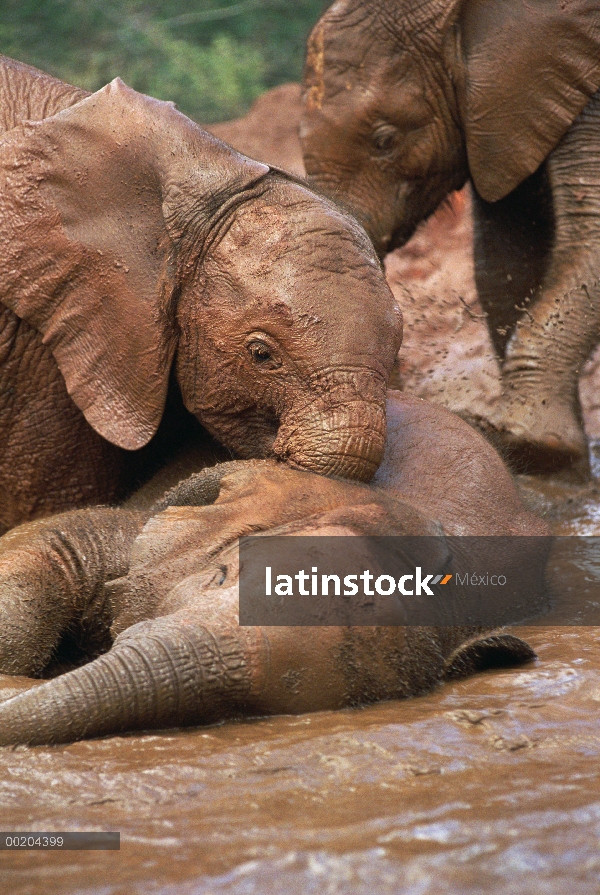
[0,392,548,746]
[301,0,600,471]
[0,56,401,533]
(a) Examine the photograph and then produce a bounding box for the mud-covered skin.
[0,392,546,745]
[0,55,87,133]
[0,508,143,676]
[300,0,600,470]
[0,308,130,529]
[0,58,127,526]
[1,626,597,894]
[0,57,402,533]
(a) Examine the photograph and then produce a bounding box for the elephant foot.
[468,396,589,475]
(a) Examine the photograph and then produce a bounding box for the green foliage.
[0,0,329,121]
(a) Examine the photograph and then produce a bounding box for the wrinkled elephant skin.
[0,392,547,745]
[0,55,401,532]
[301,0,600,470]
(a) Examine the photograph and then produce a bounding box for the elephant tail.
[0,613,252,746]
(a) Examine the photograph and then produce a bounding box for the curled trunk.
[275,384,387,482]
[0,613,251,746]
[0,619,536,747]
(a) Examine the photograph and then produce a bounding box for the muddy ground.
[1,86,600,895]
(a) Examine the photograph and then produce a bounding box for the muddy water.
[1,479,600,895]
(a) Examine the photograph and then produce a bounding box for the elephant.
[0,56,403,534]
[0,391,548,746]
[300,0,600,471]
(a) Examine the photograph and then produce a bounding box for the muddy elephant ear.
[459,0,600,202]
[442,633,536,681]
[0,80,269,449]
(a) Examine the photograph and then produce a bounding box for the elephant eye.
[247,339,281,369]
[372,123,398,155]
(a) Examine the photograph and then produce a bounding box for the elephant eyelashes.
[246,340,282,369]
[371,123,398,155]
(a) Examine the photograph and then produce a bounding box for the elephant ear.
[442,633,536,681]
[0,79,268,449]
[459,0,600,202]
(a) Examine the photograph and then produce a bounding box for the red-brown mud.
[1,86,599,895]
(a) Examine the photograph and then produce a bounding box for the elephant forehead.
[219,180,377,263]
[117,510,238,611]
[220,198,299,258]
[129,505,235,578]
[127,468,368,569]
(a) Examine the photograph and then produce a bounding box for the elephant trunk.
[274,390,386,482]
[0,614,251,746]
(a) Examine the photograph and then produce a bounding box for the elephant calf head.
[300,0,600,256]
[0,71,402,487]
[0,455,540,745]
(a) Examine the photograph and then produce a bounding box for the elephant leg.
[0,508,143,676]
[472,167,554,357]
[495,274,600,467]
[488,96,600,469]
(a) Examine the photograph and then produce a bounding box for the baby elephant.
[0,56,401,533]
[0,393,548,746]
[301,0,600,469]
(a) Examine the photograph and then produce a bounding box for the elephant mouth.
[382,220,419,257]
[200,405,281,461]
[199,382,387,483]
[236,409,281,460]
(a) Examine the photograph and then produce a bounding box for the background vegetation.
[0,0,329,121]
